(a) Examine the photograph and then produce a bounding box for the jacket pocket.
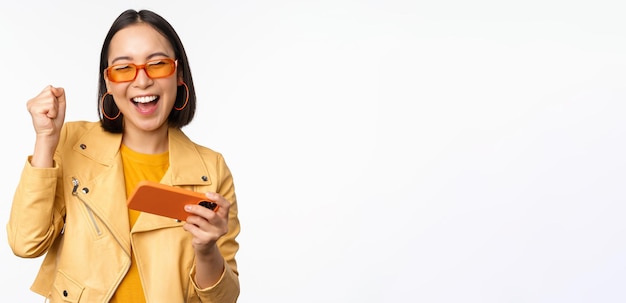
[51,270,85,302]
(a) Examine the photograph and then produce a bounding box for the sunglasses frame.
[106,58,177,83]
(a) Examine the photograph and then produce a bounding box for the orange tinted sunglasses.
[106,58,177,83]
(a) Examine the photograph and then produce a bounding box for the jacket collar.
[164,128,213,186]
[73,124,213,187]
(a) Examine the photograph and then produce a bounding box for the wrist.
[31,137,58,168]
[195,242,220,261]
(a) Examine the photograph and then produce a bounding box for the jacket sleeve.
[192,153,241,303]
[6,157,66,258]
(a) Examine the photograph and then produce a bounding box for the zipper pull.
[71,178,79,196]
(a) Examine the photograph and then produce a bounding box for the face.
[104,23,181,134]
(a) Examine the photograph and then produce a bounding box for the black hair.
[97,9,196,133]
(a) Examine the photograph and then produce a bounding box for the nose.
[133,67,153,88]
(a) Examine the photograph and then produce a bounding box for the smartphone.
[127,180,218,221]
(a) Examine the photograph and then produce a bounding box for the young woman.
[7,9,240,302]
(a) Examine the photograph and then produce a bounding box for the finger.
[182,224,219,247]
[184,204,219,220]
[51,86,64,95]
[185,215,214,229]
[51,87,65,109]
[44,100,59,119]
[185,192,229,215]
[51,87,66,123]
[30,86,58,118]
[47,86,65,116]
[182,217,224,242]
[184,206,228,231]
[203,192,230,215]
[27,97,53,115]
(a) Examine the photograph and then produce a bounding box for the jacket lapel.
[71,125,132,254]
[163,128,213,186]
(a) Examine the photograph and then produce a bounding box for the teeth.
[132,96,158,103]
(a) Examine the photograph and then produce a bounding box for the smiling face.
[104,22,181,135]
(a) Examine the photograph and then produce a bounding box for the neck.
[122,126,169,154]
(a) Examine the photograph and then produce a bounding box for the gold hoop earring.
[101,92,121,120]
[175,82,189,111]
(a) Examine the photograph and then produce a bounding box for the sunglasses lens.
[109,64,137,82]
[146,60,175,78]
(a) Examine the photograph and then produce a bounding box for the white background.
[1,0,626,302]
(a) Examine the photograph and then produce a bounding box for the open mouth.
[132,95,160,111]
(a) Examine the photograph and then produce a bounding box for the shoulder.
[169,129,232,176]
[62,121,101,135]
[58,121,102,144]
[193,141,224,159]
[170,128,225,160]
[57,121,120,156]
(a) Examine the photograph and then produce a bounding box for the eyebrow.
[111,52,172,64]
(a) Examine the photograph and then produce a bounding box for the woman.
[6,9,240,303]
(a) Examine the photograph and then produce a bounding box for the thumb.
[50,86,65,101]
[50,86,67,120]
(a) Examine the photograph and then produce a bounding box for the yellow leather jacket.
[7,121,240,302]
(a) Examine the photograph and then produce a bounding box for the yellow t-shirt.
[110,144,169,303]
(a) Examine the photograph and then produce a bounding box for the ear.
[103,70,111,92]
[177,71,184,85]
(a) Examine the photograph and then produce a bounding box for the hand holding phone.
[127,180,218,221]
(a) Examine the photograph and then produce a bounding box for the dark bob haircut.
[98,9,196,133]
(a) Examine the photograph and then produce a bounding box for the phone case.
[127,180,217,221]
